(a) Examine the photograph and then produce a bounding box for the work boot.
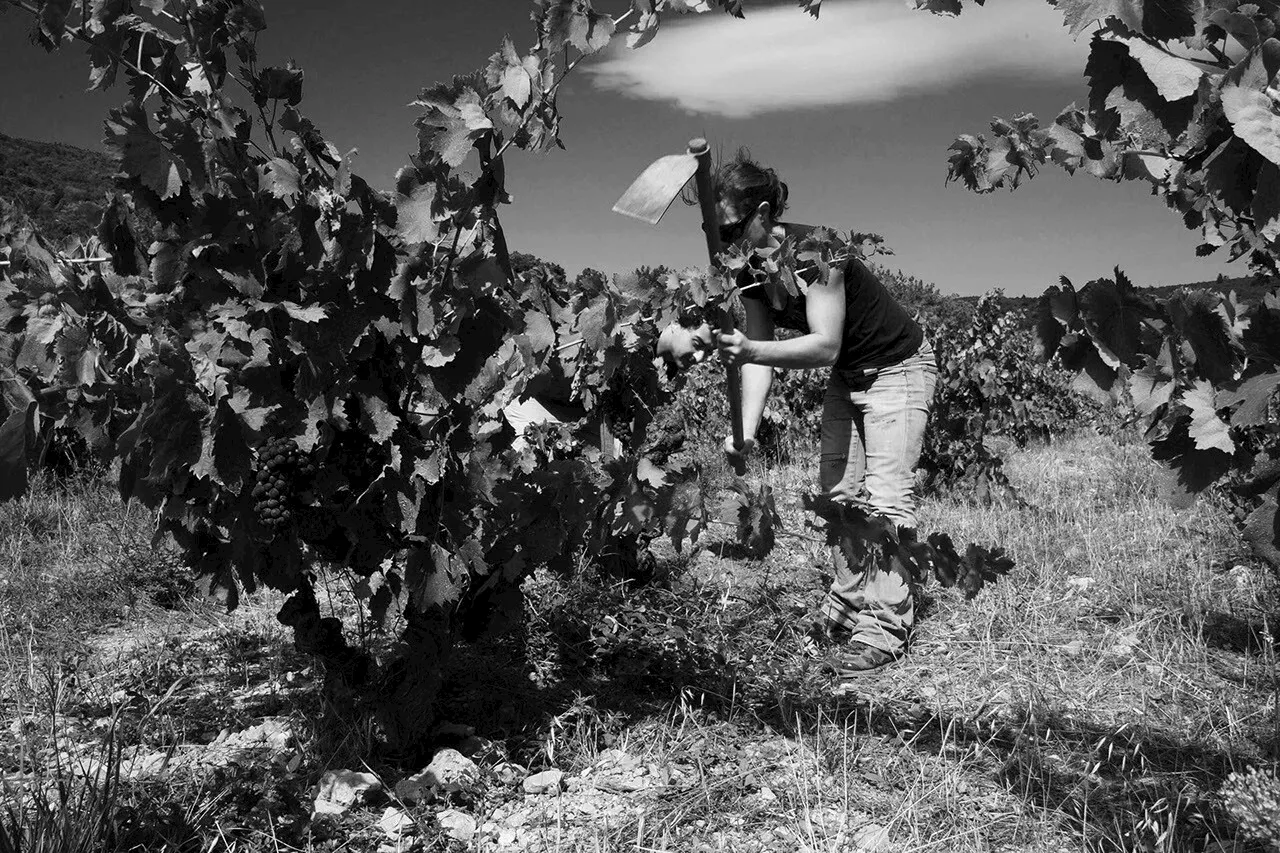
[822,641,902,676]
[802,618,852,657]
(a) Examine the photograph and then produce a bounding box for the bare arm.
[719,264,846,370]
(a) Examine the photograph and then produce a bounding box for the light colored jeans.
[818,339,938,653]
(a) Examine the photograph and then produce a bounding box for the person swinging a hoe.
[659,149,938,674]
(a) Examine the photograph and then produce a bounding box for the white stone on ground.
[522,769,564,794]
[312,769,382,816]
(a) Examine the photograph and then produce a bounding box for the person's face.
[657,322,714,370]
[716,199,771,250]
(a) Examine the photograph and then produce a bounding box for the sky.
[0,0,1248,297]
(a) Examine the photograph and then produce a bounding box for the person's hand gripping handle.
[689,138,747,476]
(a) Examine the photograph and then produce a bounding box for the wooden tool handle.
[688,138,746,477]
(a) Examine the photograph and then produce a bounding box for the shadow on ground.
[431,556,1276,853]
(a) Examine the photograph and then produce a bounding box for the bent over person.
[661,149,938,674]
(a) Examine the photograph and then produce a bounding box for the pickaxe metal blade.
[611,151,700,225]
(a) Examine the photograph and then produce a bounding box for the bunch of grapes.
[597,386,641,442]
[252,437,316,531]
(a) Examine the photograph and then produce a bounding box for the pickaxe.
[612,137,747,476]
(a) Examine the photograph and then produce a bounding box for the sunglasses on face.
[717,209,756,245]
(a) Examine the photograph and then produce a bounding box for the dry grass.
[545,430,1278,852]
[1,431,1278,852]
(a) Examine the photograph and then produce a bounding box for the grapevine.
[914,0,1280,569]
[0,0,1020,749]
[1035,270,1280,570]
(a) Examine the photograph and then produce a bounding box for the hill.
[0,132,115,243]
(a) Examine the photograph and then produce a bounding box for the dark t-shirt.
[741,246,923,373]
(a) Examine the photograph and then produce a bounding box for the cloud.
[583,0,1090,117]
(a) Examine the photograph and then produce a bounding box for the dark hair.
[683,146,789,219]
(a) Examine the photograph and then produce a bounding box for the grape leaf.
[1122,151,1173,182]
[1253,161,1280,241]
[1168,289,1240,385]
[1057,0,1199,40]
[149,241,185,291]
[1237,450,1280,501]
[1106,26,1203,101]
[1242,495,1280,567]
[666,481,705,553]
[227,389,277,432]
[804,493,1013,598]
[1183,379,1235,454]
[501,65,532,108]
[1076,269,1162,369]
[1044,115,1090,175]
[1207,6,1263,49]
[1086,36,1130,117]
[96,195,141,276]
[36,0,73,48]
[1150,411,1234,505]
[1241,293,1280,364]
[1220,369,1280,427]
[1103,67,1194,145]
[260,158,301,205]
[415,448,444,484]
[0,404,32,502]
[486,44,541,128]
[540,0,616,53]
[627,10,659,48]
[718,479,778,558]
[1129,342,1176,416]
[279,301,327,323]
[636,456,667,488]
[958,542,1016,600]
[1204,137,1260,213]
[520,310,556,355]
[359,392,399,443]
[572,294,616,351]
[911,0,963,14]
[394,168,441,245]
[103,105,186,199]
[1051,106,1121,179]
[1033,280,1077,360]
[984,114,1045,189]
[422,336,461,367]
[1221,42,1280,166]
[946,135,995,192]
[192,401,249,489]
[54,323,89,382]
[17,317,61,377]
[256,64,304,106]
[415,82,492,168]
